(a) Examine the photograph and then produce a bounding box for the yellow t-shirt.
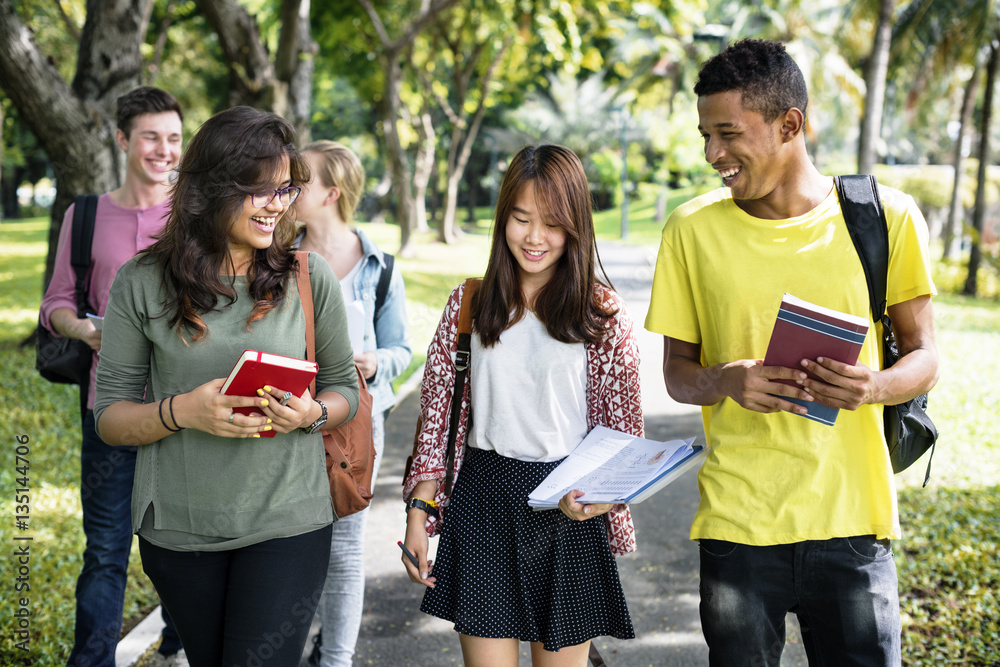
[645,184,936,545]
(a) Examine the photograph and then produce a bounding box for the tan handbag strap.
[443,278,480,494]
[458,278,479,334]
[295,251,317,396]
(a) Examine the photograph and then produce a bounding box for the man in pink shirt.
[40,86,185,667]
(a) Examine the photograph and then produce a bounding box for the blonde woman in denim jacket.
[294,140,412,667]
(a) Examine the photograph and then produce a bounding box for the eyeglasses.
[251,186,301,208]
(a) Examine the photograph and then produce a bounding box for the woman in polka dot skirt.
[402,144,643,666]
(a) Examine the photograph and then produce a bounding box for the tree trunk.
[195,0,284,113]
[378,61,416,256]
[0,101,4,219]
[356,0,461,256]
[412,108,435,233]
[0,0,149,289]
[965,41,998,297]
[276,0,315,140]
[943,61,980,260]
[858,0,895,175]
[440,135,462,243]
[195,0,313,135]
[439,35,510,243]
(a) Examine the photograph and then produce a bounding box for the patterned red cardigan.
[403,281,644,556]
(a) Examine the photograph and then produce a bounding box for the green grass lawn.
[1,206,998,664]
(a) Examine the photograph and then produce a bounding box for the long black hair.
[142,106,309,342]
[474,144,614,347]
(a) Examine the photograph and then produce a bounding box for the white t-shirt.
[338,258,365,356]
[468,311,588,462]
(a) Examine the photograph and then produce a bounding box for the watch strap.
[303,399,327,434]
[407,497,439,518]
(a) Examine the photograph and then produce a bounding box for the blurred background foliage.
[1,0,998,285]
[1,1,999,663]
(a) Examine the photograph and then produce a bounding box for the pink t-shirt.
[40,193,170,408]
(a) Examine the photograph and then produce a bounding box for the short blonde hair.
[303,140,365,224]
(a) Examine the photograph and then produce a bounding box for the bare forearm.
[50,307,87,340]
[96,400,178,446]
[408,479,439,502]
[664,345,727,406]
[663,336,814,415]
[877,347,939,406]
[319,390,352,429]
[879,295,939,405]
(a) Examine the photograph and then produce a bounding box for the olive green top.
[94,252,358,551]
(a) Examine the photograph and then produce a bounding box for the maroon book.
[762,293,869,425]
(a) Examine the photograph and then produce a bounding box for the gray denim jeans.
[315,411,385,667]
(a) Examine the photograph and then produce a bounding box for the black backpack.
[35,194,98,388]
[835,175,939,486]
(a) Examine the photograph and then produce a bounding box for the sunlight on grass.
[0,308,43,329]
[3,196,997,664]
[895,297,1000,491]
[356,224,492,368]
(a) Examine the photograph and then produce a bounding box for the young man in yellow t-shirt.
[645,39,938,666]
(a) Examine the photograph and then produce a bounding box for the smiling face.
[295,151,334,225]
[228,158,292,270]
[505,180,567,297]
[698,91,788,204]
[117,111,183,187]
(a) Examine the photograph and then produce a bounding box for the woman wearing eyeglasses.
[92,106,359,666]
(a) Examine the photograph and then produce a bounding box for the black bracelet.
[167,394,184,432]
[157,398,175,432]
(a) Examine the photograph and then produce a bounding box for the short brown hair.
[116,86,183,138]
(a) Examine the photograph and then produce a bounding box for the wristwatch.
[406,497,439,518]
[301,399,327,434]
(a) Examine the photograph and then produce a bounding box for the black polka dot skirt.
[420,447,635,651]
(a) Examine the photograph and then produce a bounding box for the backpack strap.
[443,278,480,495]
[374,253,394,319]
[834,175,889,328]
[70,194,98,318]
[295,252,317,397]
[835,175,935,485]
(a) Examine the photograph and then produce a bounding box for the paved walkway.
[123,241,807,666]
[343,242,808,666]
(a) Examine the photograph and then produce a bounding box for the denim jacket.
[348,229,412,413]
[296,228,412,413]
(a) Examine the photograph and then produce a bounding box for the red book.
[220,350,318,437]
[762,293,870,426]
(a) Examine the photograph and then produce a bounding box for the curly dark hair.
[142,106,310,342]
[694,39,808,123]
[473,144,615,347]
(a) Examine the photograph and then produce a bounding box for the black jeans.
[699,536,901,666]
[139,524,333,667]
